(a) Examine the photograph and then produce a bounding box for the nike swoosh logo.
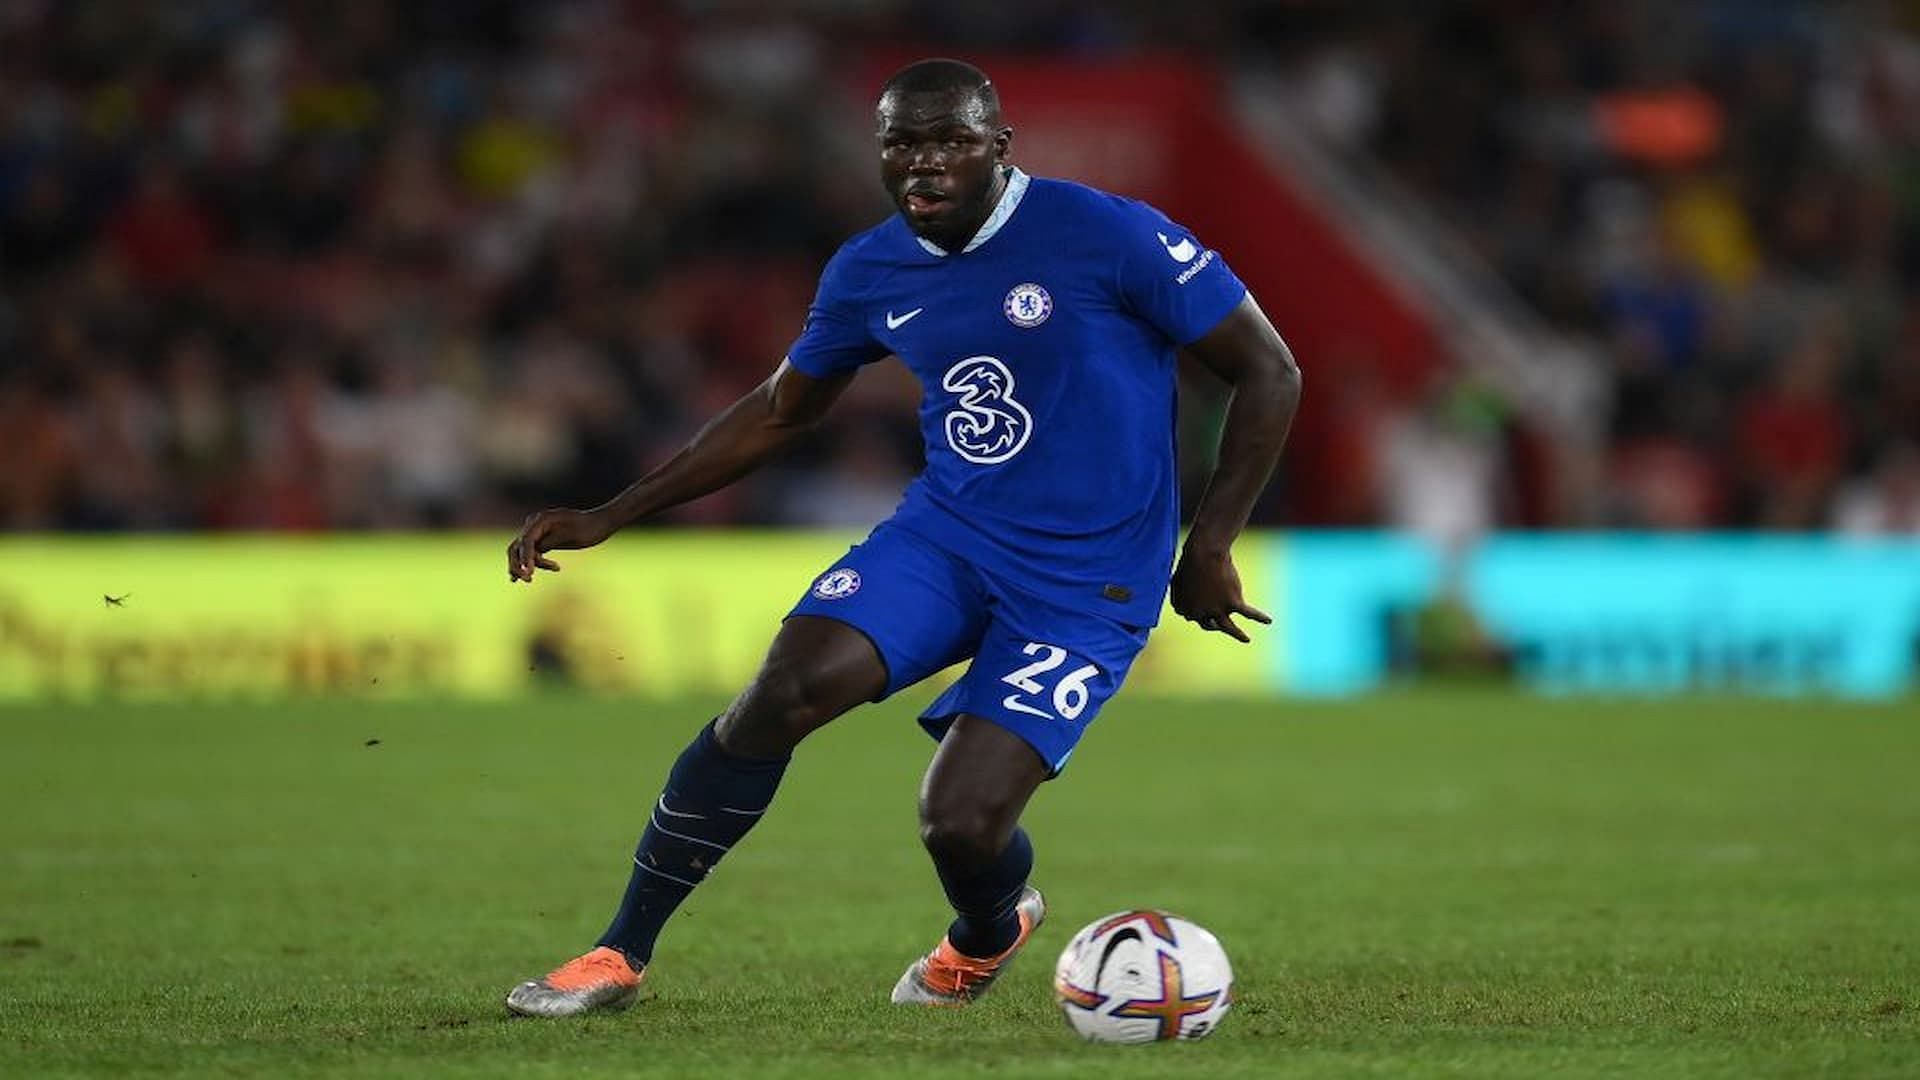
[1001,694,1054,720]
[1095,927,1141,988]
[656,796,705,820]
[1157,232,1197,263]
[885,307,924,330]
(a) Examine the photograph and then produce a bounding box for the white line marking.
[649,815,731,852]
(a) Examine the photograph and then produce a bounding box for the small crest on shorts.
[1003,282,1052,327]
[811,568,861,600]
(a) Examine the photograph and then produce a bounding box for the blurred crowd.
[3,1,1918,534]
[1,0,913,530]
[1269,0,1920,535]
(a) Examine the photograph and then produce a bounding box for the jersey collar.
[914,167,1030,257]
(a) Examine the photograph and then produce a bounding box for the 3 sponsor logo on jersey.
[1003,282,1052,327]
[811,568,861,600]
[941,355,1033,464]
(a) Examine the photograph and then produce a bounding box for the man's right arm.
[507,360,853,581]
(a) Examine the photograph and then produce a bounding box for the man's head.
[875,58,1013,250]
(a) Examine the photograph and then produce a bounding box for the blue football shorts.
[786,521,1150,776]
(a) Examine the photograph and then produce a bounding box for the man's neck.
[932,166,1011,254]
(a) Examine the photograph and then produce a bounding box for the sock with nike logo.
[597,720,790,967]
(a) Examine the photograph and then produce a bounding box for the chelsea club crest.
[1003,283,1052,328]
[811,568,861,601]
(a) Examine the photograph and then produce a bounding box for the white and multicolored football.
[1052,909,1233,1044]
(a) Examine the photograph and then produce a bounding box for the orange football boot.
[891,886,1046,1005]
[505,946,643,1017]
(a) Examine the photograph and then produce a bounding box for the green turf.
[1,692,1915,1078]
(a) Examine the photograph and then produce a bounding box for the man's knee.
[716,618,884,757]
[718,663,851,756]
[917,716,1046,870]
[919,795,1011,871]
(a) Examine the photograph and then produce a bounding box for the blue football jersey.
[785,168,1248,625]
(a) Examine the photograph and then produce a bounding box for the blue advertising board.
[1275,533,1920,698]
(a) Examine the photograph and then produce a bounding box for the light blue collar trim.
[915,167,1029,257]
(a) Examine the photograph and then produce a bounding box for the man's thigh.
[787,523,991,700]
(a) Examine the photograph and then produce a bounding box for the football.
[1052,909,1234,1044]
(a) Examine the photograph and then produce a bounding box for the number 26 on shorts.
[1001,642,1100,721]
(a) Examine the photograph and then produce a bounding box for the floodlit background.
[3,0,1918,699]
[4,0,1919,534]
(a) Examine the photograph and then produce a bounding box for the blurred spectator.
[1378,375,1510,556]
[1602,227,1711,374]
[106,158,219,292]
[1732,327,1852,529]
[1609,437,1725,530]
[1832,443,1920,535]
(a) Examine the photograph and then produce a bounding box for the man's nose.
[907,146,947,172]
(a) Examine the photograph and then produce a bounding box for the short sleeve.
[786,246,888,378]
[1114,200,1248,346]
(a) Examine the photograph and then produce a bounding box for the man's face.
[876,89,1011,246]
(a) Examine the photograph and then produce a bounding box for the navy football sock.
[935,826,1034,958]
[597,720,789,967]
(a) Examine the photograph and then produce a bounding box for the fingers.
[1236,602,1273,625]
[1205,613,1252,643]
[1190,601,1267,643]
[508,514,548,582]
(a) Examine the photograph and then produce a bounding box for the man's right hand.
[507,508,617,582]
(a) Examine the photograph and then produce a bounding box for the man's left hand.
[1170,546,1271,643]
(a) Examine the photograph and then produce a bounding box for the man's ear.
[995,126,1014,162]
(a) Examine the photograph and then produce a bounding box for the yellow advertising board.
[0,534,1271,700]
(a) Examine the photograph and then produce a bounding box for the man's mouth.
[903,186,949,215]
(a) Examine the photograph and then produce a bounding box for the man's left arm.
[1172,294,1303,642]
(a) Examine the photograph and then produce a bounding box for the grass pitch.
[2,692,1915,1078]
